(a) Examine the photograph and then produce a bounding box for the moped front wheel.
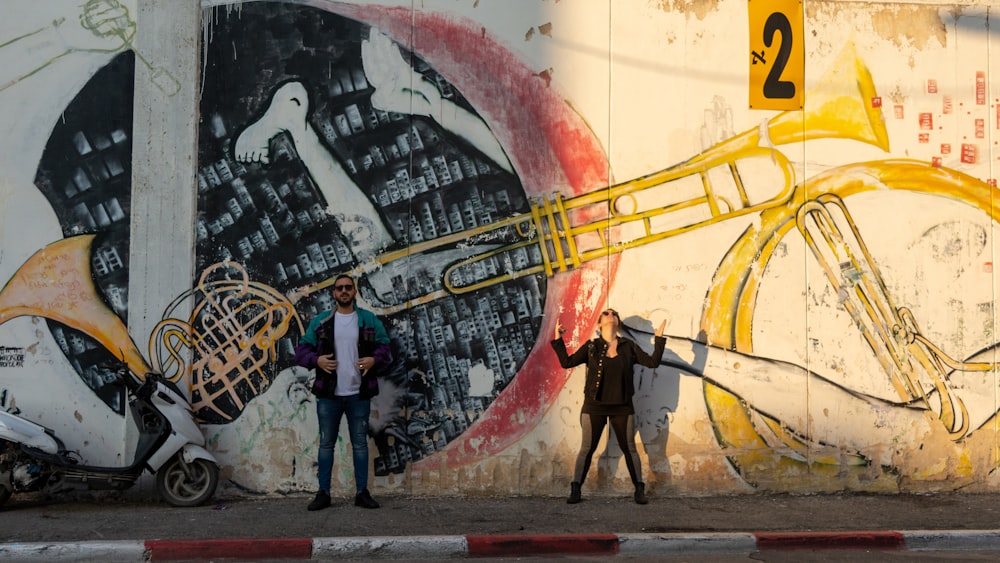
[156,455,219,507]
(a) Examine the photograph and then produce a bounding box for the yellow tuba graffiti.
[151,262,302,422]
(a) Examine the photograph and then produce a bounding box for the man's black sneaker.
[354,489,380,509]
[307,490,331,511]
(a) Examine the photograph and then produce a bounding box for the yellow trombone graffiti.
[296,43,888,315]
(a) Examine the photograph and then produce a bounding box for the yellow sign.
[748,0,804,110]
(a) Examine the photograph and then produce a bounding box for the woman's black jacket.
[550,334,666,402]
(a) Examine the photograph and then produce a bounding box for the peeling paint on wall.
[869,5,949,50]
[654,0,723,22]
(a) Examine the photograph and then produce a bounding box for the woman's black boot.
[634,482,648,505]
[567,481,582,504]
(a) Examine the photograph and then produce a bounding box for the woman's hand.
[655,319,666,337]
[554,319,566,340]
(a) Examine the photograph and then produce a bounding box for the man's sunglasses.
[334,284,355,291]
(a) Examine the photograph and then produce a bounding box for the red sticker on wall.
[961,143,978,164]
[919,112,933,130]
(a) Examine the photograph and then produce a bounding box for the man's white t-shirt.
[333,311,360,396]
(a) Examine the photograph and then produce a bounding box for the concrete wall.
[1,0,998,498]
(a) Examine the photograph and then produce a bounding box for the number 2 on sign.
[761,13,795,99]
[748,0,803,110]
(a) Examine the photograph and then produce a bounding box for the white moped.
[0,363,218,507]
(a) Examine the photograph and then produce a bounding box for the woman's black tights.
[572,412,642,485]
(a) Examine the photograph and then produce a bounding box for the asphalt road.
[2,490,1000,543]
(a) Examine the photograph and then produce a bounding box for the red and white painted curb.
[2,530,1000,560]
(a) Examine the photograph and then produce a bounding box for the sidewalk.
[2,491,1000,559]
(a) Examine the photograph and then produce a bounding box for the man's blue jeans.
[316,394,370,494]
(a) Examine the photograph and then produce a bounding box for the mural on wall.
[195,1,1000,492]
[1,0,998,494]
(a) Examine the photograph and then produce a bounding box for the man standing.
[295,274,391,510]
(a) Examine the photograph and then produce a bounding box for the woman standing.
[551,309,666,504]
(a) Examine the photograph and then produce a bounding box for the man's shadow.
[596,318,708,493]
